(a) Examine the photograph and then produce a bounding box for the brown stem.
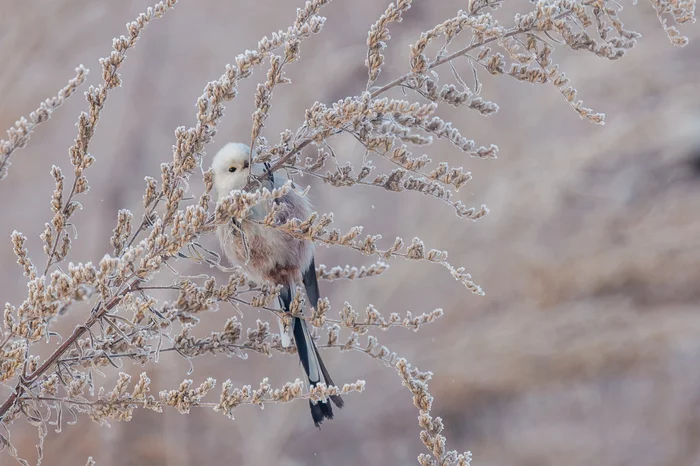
[125,196,162,250]
[43,178,80,275]
[0,279,139,422]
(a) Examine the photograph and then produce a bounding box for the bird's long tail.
[279,279,344,428]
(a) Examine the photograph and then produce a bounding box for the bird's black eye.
[228,166,237,173]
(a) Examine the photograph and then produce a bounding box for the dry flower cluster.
[0,0,695,464]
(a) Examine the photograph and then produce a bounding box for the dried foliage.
[0,0,695,464]
[0,66,88,181]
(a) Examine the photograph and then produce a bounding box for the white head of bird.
[211,142,256,198]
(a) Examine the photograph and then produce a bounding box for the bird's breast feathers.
[216,190,314,281]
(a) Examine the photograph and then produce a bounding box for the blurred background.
[2,1,700,465]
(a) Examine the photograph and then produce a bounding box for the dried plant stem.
[285,164,473,217]
[22,392,326,409]
[0,278,139,422]
[258,8,576,180]
[42,1,178,274]
[0,66,89,181]
[125,197,162,249]
[370,10,574,96]
[43,176,80,275]
[51,341,377,365]
[246,218,483,294]
[1,0,695,463]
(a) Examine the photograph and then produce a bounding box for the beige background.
[2,1,700,465]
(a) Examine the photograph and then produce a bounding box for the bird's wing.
[302,256,320,311]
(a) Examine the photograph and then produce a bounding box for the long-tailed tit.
[212,142,343,427]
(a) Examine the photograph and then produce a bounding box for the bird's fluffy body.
[212,142,314,287]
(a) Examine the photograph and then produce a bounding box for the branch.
[0,66,89,181]
[257,8,577,181]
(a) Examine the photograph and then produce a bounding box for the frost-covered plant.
[0,0,695,464]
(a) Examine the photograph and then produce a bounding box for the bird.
[211,141,344,427]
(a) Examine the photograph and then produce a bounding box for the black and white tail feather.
[279,257,344,427]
